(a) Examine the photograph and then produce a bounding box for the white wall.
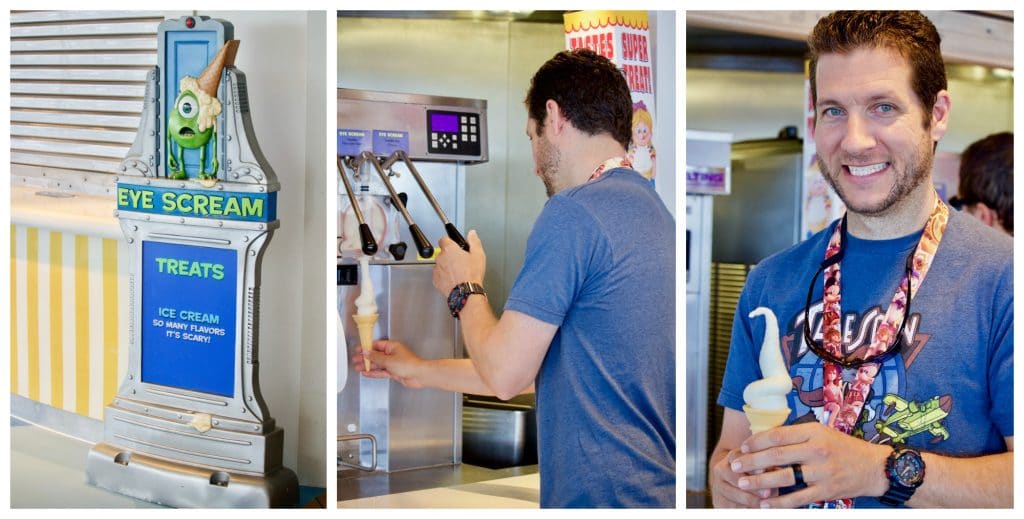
[200,10,326,488]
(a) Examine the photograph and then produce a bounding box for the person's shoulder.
[565,167,647,196]
[945,209,1013,265]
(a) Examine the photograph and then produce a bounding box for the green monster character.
[165,40,239,181]
[167,86,218,180]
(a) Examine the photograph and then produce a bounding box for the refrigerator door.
[712,138,804,265]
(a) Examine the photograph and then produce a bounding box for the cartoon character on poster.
[167,40,238,183]
[626,101,655,181]
[804,155,835,236]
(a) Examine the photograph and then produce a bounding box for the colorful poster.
[802,60,846,239]
[564,11,657,182]
[141,241,237,396]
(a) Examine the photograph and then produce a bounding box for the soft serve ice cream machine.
[337,89,487,476]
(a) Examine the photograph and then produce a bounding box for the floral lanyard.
[589,156,632,181]
[815,194,948,507]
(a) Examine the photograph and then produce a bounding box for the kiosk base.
[85,442,298,508]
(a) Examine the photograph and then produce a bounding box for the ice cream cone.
[197,40,240,98]
[743,405,790,434]
[352,313,378,372]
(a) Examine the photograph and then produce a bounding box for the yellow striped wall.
[10,224,129,420]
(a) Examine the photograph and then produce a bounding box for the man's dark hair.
[957,132,1013,233]
[808,11,947,126]
[525,48,632,149]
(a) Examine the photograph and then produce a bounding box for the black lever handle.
[445,223,470,252]
[409,224,434,259]
[358,223,378,256]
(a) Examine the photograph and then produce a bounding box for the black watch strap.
[447,282,485,318]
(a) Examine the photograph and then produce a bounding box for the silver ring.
[792,463,805,487]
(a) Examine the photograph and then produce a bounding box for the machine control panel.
[427,110,481,156]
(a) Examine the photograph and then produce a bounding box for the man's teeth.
[847,163,888,176]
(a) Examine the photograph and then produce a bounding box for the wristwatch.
[447,282,485,318]
[880,445,925,507]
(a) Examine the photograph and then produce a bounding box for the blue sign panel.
[117,183,276,222]
[141,241,237,396]
[338,128,370,156]
[372,130,410,155]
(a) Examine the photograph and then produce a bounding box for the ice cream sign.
[116,184,274,221]
[564,10,657,182]
[86,16,296,508]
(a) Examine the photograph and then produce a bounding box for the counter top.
[340,463,539,508]
[10,184,120,238]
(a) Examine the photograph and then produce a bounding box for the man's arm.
[731,423,1013,508]
[357,341,536,396]
[456,296,555,400]
[905,437,1012,508]
[432,230,557,400]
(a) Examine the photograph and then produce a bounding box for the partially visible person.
[950,132,1013,236]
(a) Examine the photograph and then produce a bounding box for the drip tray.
[462,394,537,469]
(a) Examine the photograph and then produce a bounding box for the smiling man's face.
[813,46,945,216]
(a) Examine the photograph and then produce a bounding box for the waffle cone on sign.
[352,313,378,372]
[743,405,790,434]
[197,40,240,97]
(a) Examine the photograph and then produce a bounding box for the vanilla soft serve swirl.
[742,307,792,411]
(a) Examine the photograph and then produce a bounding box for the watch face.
[447,287,460,310]
[893,450,925,486]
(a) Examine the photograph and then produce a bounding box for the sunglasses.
[801,217,914,368]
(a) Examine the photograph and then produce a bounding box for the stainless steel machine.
[336,89,488,477]
[685,130,731,494]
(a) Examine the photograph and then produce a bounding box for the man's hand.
[728,422,890,508]
[432,230,486,296]
[352,339,426,389]
[710,447,769,508]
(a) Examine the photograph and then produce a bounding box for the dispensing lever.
[385,150,469,251]
[360,151,434,258]
[337,155,378,256]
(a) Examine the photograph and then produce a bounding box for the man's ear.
[968,202,997,227]
[929,90,951,142]
[545,99,565,136]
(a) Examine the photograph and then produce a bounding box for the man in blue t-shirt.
[710,11,1013,509]
[355,49,675,508]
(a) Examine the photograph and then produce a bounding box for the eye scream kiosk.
[85,16,298,507]
[337,89,487,479]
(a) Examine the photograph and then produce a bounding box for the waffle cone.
[743,405,789,434]
[197,40,240,98]
[352,313,378,371]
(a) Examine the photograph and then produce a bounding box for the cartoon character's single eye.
[177,94,199,118]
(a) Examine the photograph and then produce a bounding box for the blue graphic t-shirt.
[506,168,676,508]
[718,209,1013,508]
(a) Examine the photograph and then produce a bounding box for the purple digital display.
[431,113,460,133]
